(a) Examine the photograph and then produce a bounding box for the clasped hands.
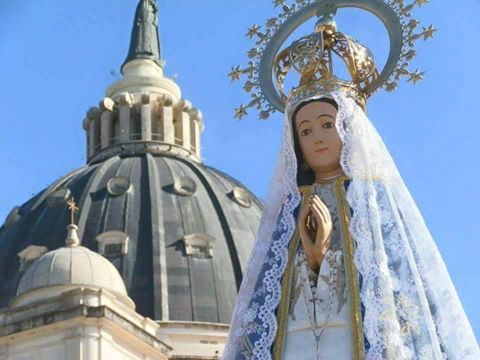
[298,195,333,273]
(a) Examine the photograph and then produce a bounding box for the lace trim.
[333,93,479,360]
[224,92,479,360]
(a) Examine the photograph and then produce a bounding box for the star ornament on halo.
[422,25,437,40]
[408,70,425,84]
[229,66,243,82]
[415,0,429,7]
[406,19,420,30]
[234,104,248,120]
[246,24,262,39]
[404,49,417,61]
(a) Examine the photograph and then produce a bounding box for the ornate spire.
[65,198,80,247]
[122,0,163,73]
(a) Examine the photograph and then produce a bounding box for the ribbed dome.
[0,152,261,322]
[14,229,131,308]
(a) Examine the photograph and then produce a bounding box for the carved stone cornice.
[175,99,192,112]
[99,97,115,112]
[157,93,174,107]
[118,92,134,107]
[141,93,152,105]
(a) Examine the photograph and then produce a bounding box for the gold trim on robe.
[335,177,365,359]
[273,176,365,359]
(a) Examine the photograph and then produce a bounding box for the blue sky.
[0,0,478,338]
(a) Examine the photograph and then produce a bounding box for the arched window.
[183,233,214,259]
[190,117,197,154]
[152,103,163,141]
[130,104,142,140]
[174,114,182,146]
[111,111,120,145]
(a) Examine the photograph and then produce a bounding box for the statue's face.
[294,100,342,176]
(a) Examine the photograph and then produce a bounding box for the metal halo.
[259,0,403,112]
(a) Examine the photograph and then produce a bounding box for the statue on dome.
[125,0,161,65]
[224,0,479,359]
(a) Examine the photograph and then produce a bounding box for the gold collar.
[299,175,349,195]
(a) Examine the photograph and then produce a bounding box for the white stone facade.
[157,321,229,359]
[0,288,170,360]
[0,289,230,360]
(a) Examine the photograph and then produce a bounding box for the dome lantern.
[84,0,205,164]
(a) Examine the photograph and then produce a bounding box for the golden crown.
[229,0,436,119]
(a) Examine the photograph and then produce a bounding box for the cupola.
[12,201,133,309]
[83,0,204,164]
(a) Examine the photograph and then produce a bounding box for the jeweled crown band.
[287,79,367,112]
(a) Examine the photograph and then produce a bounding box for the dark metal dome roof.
[0,153,261,323]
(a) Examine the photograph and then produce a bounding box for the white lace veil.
[223,91,479,360]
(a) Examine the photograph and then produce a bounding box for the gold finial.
[315,14,337,35]
[67,197,79,226]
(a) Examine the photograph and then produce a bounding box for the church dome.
[13,224,132,308]
[0,0,260,325]
[0,153,261,322]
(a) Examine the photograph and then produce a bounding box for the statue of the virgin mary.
[223,1,479,359]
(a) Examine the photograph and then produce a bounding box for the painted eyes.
[300,121,335,136]
[322,121,335,129]
[301,128,312,136]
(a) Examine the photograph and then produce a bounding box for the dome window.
[107,176,132,196]
[183,233,214,258]
[47,188,71,208]
[17,245,48,272]
[173,176,197,196]
[229,187,252,208]
[96,231,129,257]
[4,206,21,228]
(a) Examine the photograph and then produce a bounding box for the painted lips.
[315,147,329,153]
